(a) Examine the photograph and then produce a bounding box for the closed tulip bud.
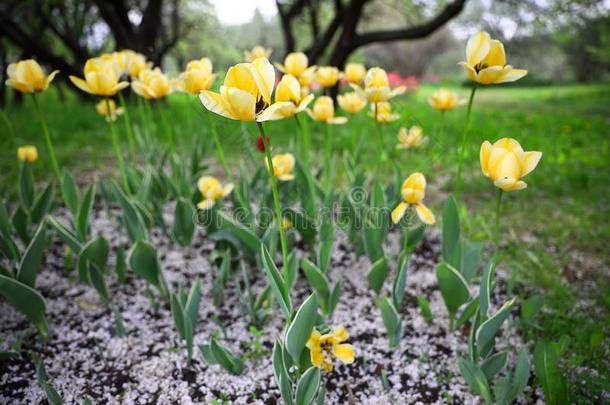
[177,59,216,94]
[343,63,366,84]
[370,101,400,123]
[316,66,340,88]
[338,92,367,114]
[132,68,172,99]
[70,58,129,96]
[459,31,527,85]
[96,99,124,122]
[396,126,428,149]
[197,176,234,210]
[480,138,542,192]
[279,52,309,77]
[428,88,466,111]
[266,153,296,181]
[307,96,347,124]
[6,60,59,94]
[391,172,435,225]
[244,46,272,62]
[351,67,405,103]
[17,145,38,163]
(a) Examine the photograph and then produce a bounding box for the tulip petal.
[250,57,275,104]
[415,203,435,225]
[69,75,94,95]
[390,86,407,98]
[45,70,60,88]
[496,67,528,83]
[333,344,355,364]
[296,93,315,112]
[349,83,366,99]
[480,141,492,177]
[223,86,256,121]
[391,202,409,224]
[494,177,527,192]
[328,116,348,125]
[6,80,34,94]
[484,40,506,67]
[466,31,491,65]
[257,101,296,121]
[225,64,258,97]
[222,184,234,197]
[274,63,286,73]
[199,90,235,120]
[306,330,321,348]
[521,151,542,177]
[331,325,349,342]
[478,66,506,84]
[310,347,324,367]
[197,199,216,210]
[458,62,479,82]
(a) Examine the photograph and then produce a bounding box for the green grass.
[1,82,609,401]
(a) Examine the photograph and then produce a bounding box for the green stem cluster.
[31,94,61,182]
[106,98,130,193]
[117,92,137,159]
[454,85,478,200]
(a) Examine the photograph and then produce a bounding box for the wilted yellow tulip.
[396,126,428,149]
[70,59,129,96]
[370,101,400,123]
[306,326,355,372]
[343,63,366,84]
[200,58,291,122]
[351,67,405,103]
[244,46,272,62]
[197,176,234,209]
[266,153,295,181]
[17,145,38,163]
[307,96,347,124]
[6,60,58,94]
[459,32,527,85]
[428,88,466,111]
[276,52,316,79]
[337,92,367,114]
[257,74,314,121]
[96,99,124,122]
[391,173,435,225]
[176,58,216,94]
[131,68,172,99]
[316,66,339,88]
[480,138,542,192]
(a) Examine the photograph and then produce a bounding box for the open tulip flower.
[306,326,355,372]
[17,145,38,163]
[391,172,435,225]
[70,58,129,96]
[351,67,406,103]
[396,126,428,149]
[6,59,58,94]
[480,138,542,192]
[266,153,296,181]
[370,101,400,123]
[307,96,347,124]
[459,31,527,85]
[196,176,234,210]
[257,74,314,121]
[316,66,340,88]
[176,58,216,94]
[338,91,367,114]
[132,68,172,99]
[122,50,151,78]
[342,63,366,85]
[428,88,466,111]
[200,57,292,122]
[244,45,272,62]
[275,52,316,80]
[96,99,124,122]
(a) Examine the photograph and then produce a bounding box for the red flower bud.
[256,135,269,152]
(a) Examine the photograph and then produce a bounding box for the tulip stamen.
[255,96,269,114]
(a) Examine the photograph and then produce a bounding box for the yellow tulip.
[197,176,234,210]
[459,31,527,85]
[306,96,347,124]
[99,52,127,76]
[370,101,400,123]
[343,63,366,84]
[282,217,292,231]
[200,57,292,122]
[131,68,172,99]
[6,60,58,94]
[480,138,542,192]
[391,173,435,225]
[257,74,314,121]
[122,50,151,78]
[351,67,405,103]
[266,153,296,181]
[17,145,38,163]
[316,66,339,88]
[96,99,124,122]
[275,52,316,79]
[428,88,466,111]
[244,45,272,62]
[176,58,216,94]
[306,325,355,372]
[396,126,428,149]
[337,92,367,114]
[69,58,129,96]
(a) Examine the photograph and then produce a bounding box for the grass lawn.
[1,81,609,400]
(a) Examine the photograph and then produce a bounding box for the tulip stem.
[258,121,289,289]
[494,189,503,260]
[454,85,477,200]
[294,115,317,209]
[0,108,16,147]
[31,94,61,183]
[106,98,130,193]
[118,91,137,159]
[324,123,333,189]
[157,102,175,154]
[374,102,383,175]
